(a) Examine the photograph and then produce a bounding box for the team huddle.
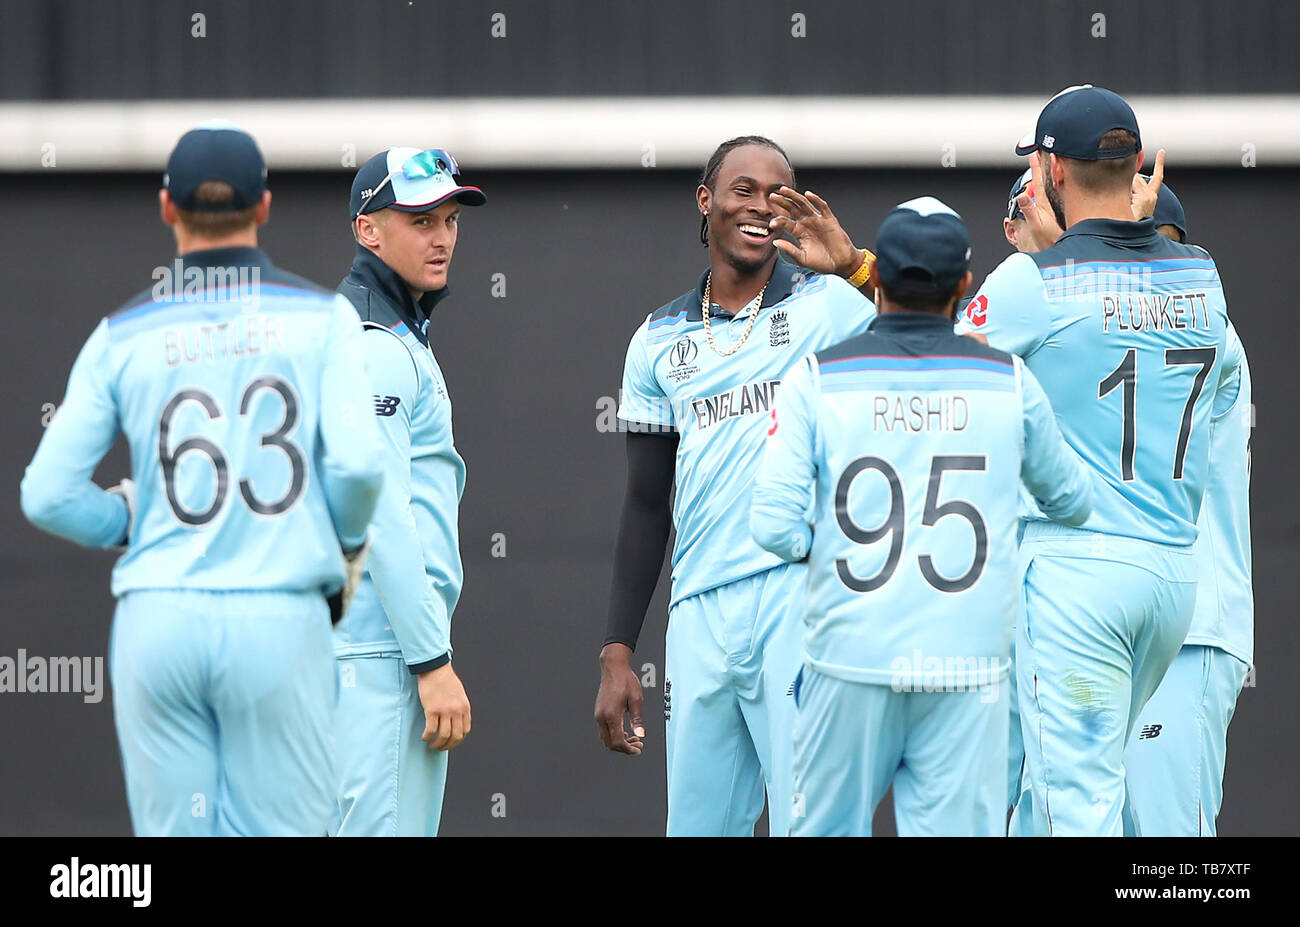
[597,85,1251,837]
[20,84,1250,837]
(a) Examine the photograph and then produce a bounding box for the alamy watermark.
[0,649,104,703]
[889,649,1003,704]
[151,260,261,305]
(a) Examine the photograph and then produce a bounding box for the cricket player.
[329,148,482,837]
[751,197,1094,836]
[20,125,385,836]
[1123,183,1254,836]
[953,86,1233,835]
[769,87,1233,836]
[996,156,1173,836]
[594,136,877,836]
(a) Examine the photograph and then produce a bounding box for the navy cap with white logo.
[1015,85,1142,160]
[874,196,971,297]
[164,123,268,212]
[350,147,486,219]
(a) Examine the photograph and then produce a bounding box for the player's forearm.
[603,432,676,651]
[319,458,384,552]
[1032,463,1093,528]
[750,491,813,562]
[368,499,460,670]
[603,492,672,651]
[318,334,387,550]
[1020,377,1095,528]
[21,477,128,548]
[20,453,128,549]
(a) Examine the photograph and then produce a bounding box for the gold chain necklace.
[701,272,767,358]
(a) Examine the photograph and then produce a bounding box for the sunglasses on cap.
[355,148,462,218]
[1007,180,1034,222]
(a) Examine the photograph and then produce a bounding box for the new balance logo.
[1138,724,1162,740]
[373,395,400,417]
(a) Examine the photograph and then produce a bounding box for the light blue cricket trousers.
[790,666,1008,837]
[329,652,448,837]
[1017,523,1197,836]
[110,589,336,836]
[1123,644,1249,836]
[664,562,804,837]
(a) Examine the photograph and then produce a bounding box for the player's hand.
[417,663,471,751]
[595,643,645,756]
[767,187,863,277]
[1130,148,1166,220]
[1017,155,1065,251]
[329,538,370,625]
[105,478,135,549]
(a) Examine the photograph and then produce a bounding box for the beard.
[1041,162,1069,230]
[720,237,775,276]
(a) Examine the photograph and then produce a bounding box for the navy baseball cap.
[1152,181,1188,241]
[874,197,971,297]
[351,147,486,219]
[1015,85,1142,160]
[1007,167,1033,221]
[164,123,267,211]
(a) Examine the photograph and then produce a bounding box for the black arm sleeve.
[602,430,678,651]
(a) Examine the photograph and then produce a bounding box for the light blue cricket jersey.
[751,313,1093,686]
[20,246,385,597]
[1185,321,1253,666]
[618,259,875,607]
[332,247,466,672]
[956,218,1230,547]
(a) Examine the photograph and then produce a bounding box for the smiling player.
[594,136,877,836]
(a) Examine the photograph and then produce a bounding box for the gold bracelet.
[846,248,875,288]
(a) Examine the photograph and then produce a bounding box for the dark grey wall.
[0,167,1294,835]
[1,0,1297,100]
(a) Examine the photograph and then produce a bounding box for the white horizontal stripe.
[1,96,1296,170]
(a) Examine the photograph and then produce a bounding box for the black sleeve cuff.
[408,652,451,674]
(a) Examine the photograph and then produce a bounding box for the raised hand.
[767,187,863,277]
[1131,148,1167,220]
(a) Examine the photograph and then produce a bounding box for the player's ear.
[254,190,272,226]
[158,189,176,227]
[1047,152,1065,188]
[1003,217,1018,248]
[696,184,712,216]
[355,213,380,250]
[953,270,974,303]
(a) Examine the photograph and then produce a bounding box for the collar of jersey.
[869,311,957,334]
[346,244,451,340]
[686,256,803,321]
[178,245,273,272]
[1055,216,1158,245]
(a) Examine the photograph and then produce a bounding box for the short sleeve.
[820,274,878,342]
[616,319,675,433]
[955,252,1052,358]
